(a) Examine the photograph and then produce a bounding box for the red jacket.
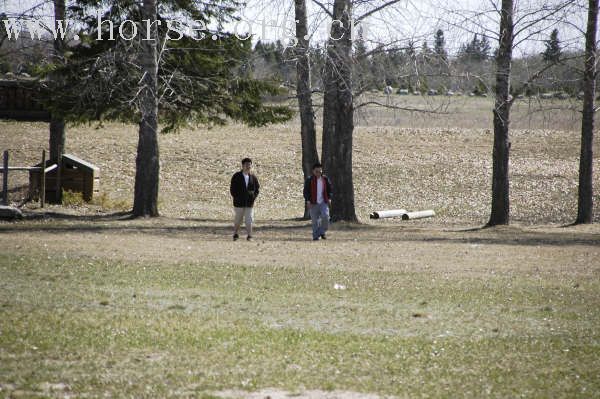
[303,175,332,204]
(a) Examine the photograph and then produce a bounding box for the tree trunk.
[295,0,319,220]
[575,0,598,224]
[487,0,514,226]
[133,0,159,217]
[322,0,357,222]
[49,119,64,161]
[49,0,65,163]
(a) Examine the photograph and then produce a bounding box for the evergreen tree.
[354,27,368,58]
[433,28,449,81]
[274,40,285,65]
[405,40,416,59]
[0,12,7,49]
[480,35,491,60]
[421,40,432,57]
[43,0,292,131]
[354,26,372,91]
[459,34,490,62]
[434,29,447,62]
[40,0,292,217]
[419,40,434,71]
[543,28,562,63]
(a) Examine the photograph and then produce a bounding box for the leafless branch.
[309,0,333,18]
[354,100,450,113]
[356,0,402,21]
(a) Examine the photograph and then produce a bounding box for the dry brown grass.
[351,94,584,132]
[0,96,597,225]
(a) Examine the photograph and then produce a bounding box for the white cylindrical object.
[370,209,408,219]
[44,164,58,173]
[402,210,435,220]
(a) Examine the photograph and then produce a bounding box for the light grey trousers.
[309,202,329,239]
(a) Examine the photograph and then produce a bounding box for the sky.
[237,0,589,56]
[1,0,591,56]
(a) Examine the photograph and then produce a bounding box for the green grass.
[1,252,598,398]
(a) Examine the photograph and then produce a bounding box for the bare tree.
[295,0,320,219]
[575,0,598,224]
[312,0,400,222]
[439,0,577,226]
[321,0,357,222]
[487,0,515,226]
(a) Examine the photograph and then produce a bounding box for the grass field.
[1,96,599,398]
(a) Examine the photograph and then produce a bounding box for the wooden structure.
[1,150,56,207]
[29,154,100,202]
[1,79,101,205]
[0,79,51,122]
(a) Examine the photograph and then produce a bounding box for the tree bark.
[322,0,357,222]
[295,0,319,220]
[487,0,514,226]
[49,0,65,163]
[49,119,64,161]
[575,0,598,224]
[133,0,160,217]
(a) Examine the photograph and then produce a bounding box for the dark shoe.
[247,235,253,241]
[233,233,239,241]
[313,237,320,241]
[320,234,327,240]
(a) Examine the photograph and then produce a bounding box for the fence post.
[2,150,8,206]
[40,150,46,208]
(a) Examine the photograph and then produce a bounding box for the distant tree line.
[245,27,585,98]
[0,22,586,99]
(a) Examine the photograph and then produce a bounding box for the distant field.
[1,96,599,398]
[0,94,597,224]
[338,92,582,131]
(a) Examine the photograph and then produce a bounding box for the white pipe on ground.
[401,210,435,220]
[370,209,407,219]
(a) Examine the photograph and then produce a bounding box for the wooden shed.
[29,154,100,202]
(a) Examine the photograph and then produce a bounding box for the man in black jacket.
[230,158,260,241]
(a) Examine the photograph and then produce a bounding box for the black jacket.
[230,171,260,208]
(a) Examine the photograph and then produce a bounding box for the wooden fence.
[0,150,56,207]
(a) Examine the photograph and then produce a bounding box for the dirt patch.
[2,218,598,278]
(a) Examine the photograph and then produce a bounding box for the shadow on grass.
[0,210,598,247]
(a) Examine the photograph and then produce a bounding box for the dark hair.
[241,157,252,165]
[312,162,323,169]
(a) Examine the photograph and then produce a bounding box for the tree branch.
[356,0,402,22]
[354,101,450,114]
[310,0,333,18]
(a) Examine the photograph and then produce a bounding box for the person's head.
[241,157,252,173]
[312,162,323,177]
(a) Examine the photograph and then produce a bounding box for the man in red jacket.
[303,162,333,241]
[230,158,260,241]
